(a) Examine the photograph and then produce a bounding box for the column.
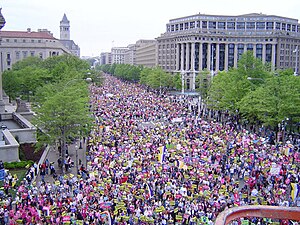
[199,42,203,71]
[191,42,196,90]
[262,44,266,64]
[180,43,185,71]
[244,44,247,54]
[253,44,257,57]
[271,44,276,71]
[176,43,180,71]
[234,43,238,68]
[224,43,229,71]
[207,43,211,71]
[215,43,220,72]
[185,42,190,71]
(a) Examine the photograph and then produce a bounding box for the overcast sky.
[1,0,300,57]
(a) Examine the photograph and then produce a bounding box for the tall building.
[100,52,112,65]
[0,28,70,71]
[135,39,157,68]
[111,47,128,64]
[124,44,136,65]
[59,14,80,57]
[156,13,300,90]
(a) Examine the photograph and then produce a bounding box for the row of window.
[167,21,300,33]
[4,38,55,43]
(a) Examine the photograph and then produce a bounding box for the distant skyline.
[1,0,300,57]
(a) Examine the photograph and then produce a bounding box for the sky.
[1,0,300,57]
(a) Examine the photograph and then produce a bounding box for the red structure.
[215,205,300,225]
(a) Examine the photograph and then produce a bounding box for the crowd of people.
[0,74,300,224]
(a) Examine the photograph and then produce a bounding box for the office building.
[135,39,157,68]
[0,28,70,71]
[111,47,128,64]
[156,13,300,90]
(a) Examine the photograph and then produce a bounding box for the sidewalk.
[35,139,87,184]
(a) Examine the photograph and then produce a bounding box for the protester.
[0,74,299,225]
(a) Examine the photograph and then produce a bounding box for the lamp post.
[61,77,92,175]
[75,144,78,174]
[293,46,298,76]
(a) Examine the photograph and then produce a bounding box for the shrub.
[3,160,34,169]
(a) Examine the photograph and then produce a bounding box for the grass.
[0,168,28,197]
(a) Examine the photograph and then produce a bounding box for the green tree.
[33,80,93,154]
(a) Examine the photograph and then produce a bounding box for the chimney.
[27,28,31,33]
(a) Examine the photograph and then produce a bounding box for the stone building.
[156,13,300,90]
[59,14,80,57]
[0,28,70,71]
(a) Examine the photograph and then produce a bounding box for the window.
[292,25,296,32]
[246,22,255,30]
[184,22,189,30]
[276,22,281,30]
[16,51,20,60]
[180,23,183,30]
[208,21,216,29]
[31,39,34,43]
[22,51,28,58]
[218,22,225,29]
[227,22,235,30]
[287,24,291,31]
[266,22,273,30]
[282,23,286,30]
[14,39,17,43]
[23,39,26,43]
[202,21,207,29]
[30,51,35,57]
[256,22,265,30]
[7,53,10,60]
[237,22,245,30]
[38,40,41,43]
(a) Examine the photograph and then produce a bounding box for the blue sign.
[0,169,5,181]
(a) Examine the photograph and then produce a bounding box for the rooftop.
[0,30,56,40]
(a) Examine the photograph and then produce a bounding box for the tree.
[238,73,300,128]
[33,81,93,155]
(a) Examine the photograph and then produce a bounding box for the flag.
[291,183,299,201]
[157,146,166,164]
[146,183,154,198]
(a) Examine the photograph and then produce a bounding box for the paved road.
[35,139,87,184]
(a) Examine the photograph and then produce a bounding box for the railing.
[215,205,300,225]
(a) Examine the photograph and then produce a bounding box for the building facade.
[124,44,136,65]
[135,39,157,68]
[111,47,128,64]
[0,28,70,71]
[100,52,112,65]
[59,14,80,57]
[156,13,300,90]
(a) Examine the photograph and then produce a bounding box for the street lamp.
[293,46,298,76]
[61,77,92,175]
[75,144,78,174]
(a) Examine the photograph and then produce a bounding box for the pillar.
[234,43,238,68]
[262,43,266,64]
[180,43,185,71]
[207,43,211,71]
[191,42,196,90]
[199,42,203,71]
[224,43,229,71]
[215,43,220,72]
[176,43,180,71]
[185,42,190,71]
[271,44,276,71]
[253,44,257,58]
